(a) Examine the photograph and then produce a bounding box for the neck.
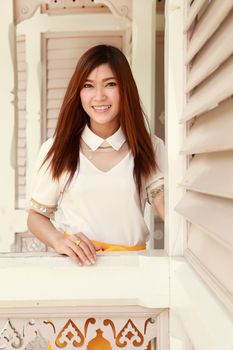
[90,122,120,139]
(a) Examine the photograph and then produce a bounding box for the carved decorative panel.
[94,0,132,20]
[14,0,48,24]
[41,0,110,15]
[14,231,50,252]
[0,315,158,350]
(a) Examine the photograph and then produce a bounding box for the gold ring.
[64,231,71,238]
[75,239,82,246]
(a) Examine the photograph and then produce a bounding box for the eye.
[106,81,117,87]
[83,83,93,88]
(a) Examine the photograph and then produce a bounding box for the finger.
[77,233,97,258]
[62,246,83,266]
[78,240,96,264]
[69,241,93,265]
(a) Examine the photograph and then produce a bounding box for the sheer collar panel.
[81,125,126,151]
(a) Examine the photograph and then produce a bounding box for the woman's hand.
[52,232,99,266]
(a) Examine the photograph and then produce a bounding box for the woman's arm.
[152,192,164,221]
[27,209,97,265]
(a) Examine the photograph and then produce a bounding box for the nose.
[94,86,106,101]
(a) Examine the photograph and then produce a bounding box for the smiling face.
[80,63,120,138]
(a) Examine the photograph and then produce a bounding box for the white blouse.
[30,125,165,246]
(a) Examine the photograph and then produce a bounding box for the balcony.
[0,250,169,349]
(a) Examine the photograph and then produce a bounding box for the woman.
[28,44,165,266]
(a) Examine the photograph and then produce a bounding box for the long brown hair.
[44,45,156,194]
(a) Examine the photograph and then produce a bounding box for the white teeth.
[92,105,111,111]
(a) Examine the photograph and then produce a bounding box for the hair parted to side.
[43,44,156,195]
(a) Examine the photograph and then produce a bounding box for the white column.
[132,0,156,126]
[24,29,43,195]
[164,0,186,256]
[0,1,16,251]
[131,0,156,244]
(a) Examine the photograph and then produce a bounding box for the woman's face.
[80,63,120,137]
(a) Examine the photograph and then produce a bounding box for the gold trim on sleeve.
[30,198,57,216]
[150,184,164,199]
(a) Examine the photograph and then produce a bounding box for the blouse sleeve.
[29,138,61,218]
[146,135,166,204]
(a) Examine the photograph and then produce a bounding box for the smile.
[92,105,111,112]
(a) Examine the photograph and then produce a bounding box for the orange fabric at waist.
[63,232,146,251]
[92,240,146,252]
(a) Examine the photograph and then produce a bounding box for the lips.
[92,105,111,112]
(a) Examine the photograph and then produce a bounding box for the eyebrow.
[85,77,117,82]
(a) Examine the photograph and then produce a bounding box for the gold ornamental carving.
[87,329,112,350]
[93,0,132,20]
[55,319,84,348]
[116,319,144,347]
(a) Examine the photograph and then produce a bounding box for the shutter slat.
[47,48,86,60]
[47,118,58,129]
[47,99,62,109]
[185,0,207,32]
[187,225,233,294]
[181,98,233,154]
[47,78,70,89]
[186,10,233,92]
[48,89,66,99]
[47,109,60,119]
[181,0,233,310]
[48,69,74,79]
[47,36,122,50]
[176,191,233,249]
[182,55,233,122]
[186,0,233,63]
[48,59,77,69]
[180,151,233,199]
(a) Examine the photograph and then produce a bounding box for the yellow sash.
[64,232,146,251]
[92,240,146,251]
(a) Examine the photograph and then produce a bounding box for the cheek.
[80,91,89,108]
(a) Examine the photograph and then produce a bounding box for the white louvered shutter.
[176,0,233,312]
[43,33,123,140]
[16,35,27,208]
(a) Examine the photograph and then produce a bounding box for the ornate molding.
[94,0,132,21]
[14,0,48,24]
[0,316,158,349]
[14,0,132,23]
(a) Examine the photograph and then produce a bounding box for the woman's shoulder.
[40,137,54,151]
[37,137,54,158]
[150,134,166,172]
[151,134,164,148]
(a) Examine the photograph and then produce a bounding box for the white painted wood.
[180,151,233,198]
[181,98,233,154]
[156,309,169,350]
[17,10,129,34]
[184,0,207,32]
[0,1,16,251]
[187,226,233,302]
[176,191,233,250]
[186,0,233,63]
[186,10,233,92]
[0,251,169,308]
[164,0,186,256]
[0,305,160,350]
[16,35,27,209]
[182,55,233,122]
[132,0,157,248]
[171,258,233,350]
